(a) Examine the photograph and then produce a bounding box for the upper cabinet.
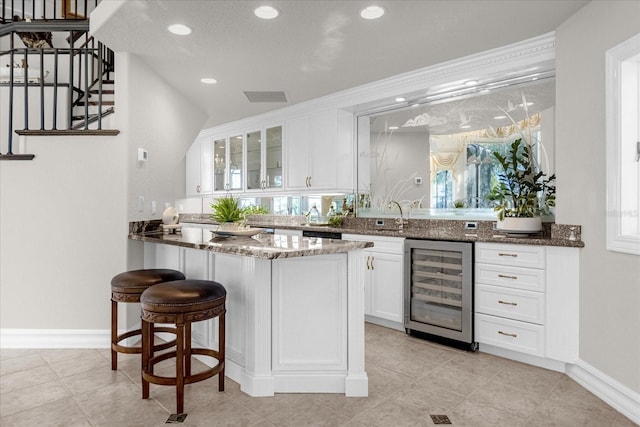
[246,125,283,192]
[285,109,355,193]
[186,138,213,197]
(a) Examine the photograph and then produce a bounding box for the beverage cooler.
[404,239,476,350]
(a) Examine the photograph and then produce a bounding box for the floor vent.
[166,413,188,423]
[243,91,288,103]
[430,414,452,424]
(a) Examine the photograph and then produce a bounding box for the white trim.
[0,329,110,348]
[566,359,640,425]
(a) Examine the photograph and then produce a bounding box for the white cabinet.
[343,234,404,330]
[475,242,578,364]
[246,125,283,192]
[285,109,355,193]
[186,138,213,197]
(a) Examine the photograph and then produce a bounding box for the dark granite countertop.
[172,214,585,248]
[128,225,373,259]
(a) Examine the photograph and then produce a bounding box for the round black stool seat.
[110,269,185,370]
[140,279,226,415]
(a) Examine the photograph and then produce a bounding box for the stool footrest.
[113,327,177,354]
[143,349,223,386]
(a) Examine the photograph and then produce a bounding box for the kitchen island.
[129,225,373,397]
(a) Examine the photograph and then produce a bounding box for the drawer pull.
[498,300,518,306]
[498,274,518,280]
[498,253,518,257]
[498,330,518,338]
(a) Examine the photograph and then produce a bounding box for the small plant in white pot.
[486,94,556,233]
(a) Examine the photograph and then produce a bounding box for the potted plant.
[487,138,555,232]
[486,93,556,232]
[210,196,268,230]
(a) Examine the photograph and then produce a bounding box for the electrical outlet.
[376,219,385,227]
[137,195,144,212]
[465,221,478,230]
[151,201,157,215]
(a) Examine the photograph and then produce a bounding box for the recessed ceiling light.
[168,24,191,36]
[200,77,217,84]
[460,125,472,129]
[464,80,478,87]
[360,5,385,20]
[395,97,406,102]
[254,5,279,19]
[494,115,507,120]
[388,126,399,130]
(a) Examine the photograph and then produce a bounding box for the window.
[606,33,640,255]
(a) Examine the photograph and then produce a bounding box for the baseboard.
[566,359,640,425]
[0,329,111,348]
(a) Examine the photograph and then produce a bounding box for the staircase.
[0,0,119,160]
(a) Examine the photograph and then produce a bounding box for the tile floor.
[1,323,637,426]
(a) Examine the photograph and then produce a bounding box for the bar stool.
[140,279,226,414]
[111,269,185,370]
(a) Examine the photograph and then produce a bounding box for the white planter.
[496,216,542,233]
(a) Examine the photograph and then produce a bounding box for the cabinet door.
[199,139,213,195]
[228,134,244,191]
[213,138,227,192]
[265,125,283,189]
[285,114,310,190]
[307,110,339,190]
[368,251,404,324]
[186,142,201,197]
[246,130,262,190]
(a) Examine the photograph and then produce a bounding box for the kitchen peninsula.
[129,224,373,397]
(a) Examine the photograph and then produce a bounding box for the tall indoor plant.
[487,94,556,232]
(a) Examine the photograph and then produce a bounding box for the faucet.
[387,200,407,233]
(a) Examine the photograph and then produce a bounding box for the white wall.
[121,54,206,221]
[555,0,640,393]
[0,52,206,333]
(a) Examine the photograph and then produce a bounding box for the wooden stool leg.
[111,299,118,370]
[141,319,151,399]
[185,321,192,377]
[219,312,225,392]
[176,320,185,414]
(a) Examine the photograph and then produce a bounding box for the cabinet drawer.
[475,243,545,269]
[476,284,544,324]
[475,263,545,292]
[342,234,404,254]
[476,314,544,357]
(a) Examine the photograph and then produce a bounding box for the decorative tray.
[211,227,264,237]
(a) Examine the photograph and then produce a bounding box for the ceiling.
[90,0,588,129]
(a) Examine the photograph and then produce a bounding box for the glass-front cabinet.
[265,125,283,190]
[229,135,244,191]
[246,130,262,190]
[213,138,227,192]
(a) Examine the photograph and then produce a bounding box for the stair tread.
[16,129,120,136]
[89,90,114,94]
[76,101,115,106]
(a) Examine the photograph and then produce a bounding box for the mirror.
[357,77,556,219]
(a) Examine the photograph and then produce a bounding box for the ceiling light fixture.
[395,97,406,102]
[168,24,192,36]
[360,5,385,20]
[464,80,478,87]
[200,77,217,84]
[254,5,279,19]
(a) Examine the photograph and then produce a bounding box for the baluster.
[7,34,15,154]
[84,43,89,129]
[68,32,74,129]
[23,48,28,130]
[40,48,44,130]
[53,48,58,129]
[97,41,103,130]
[21,0,24,19]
